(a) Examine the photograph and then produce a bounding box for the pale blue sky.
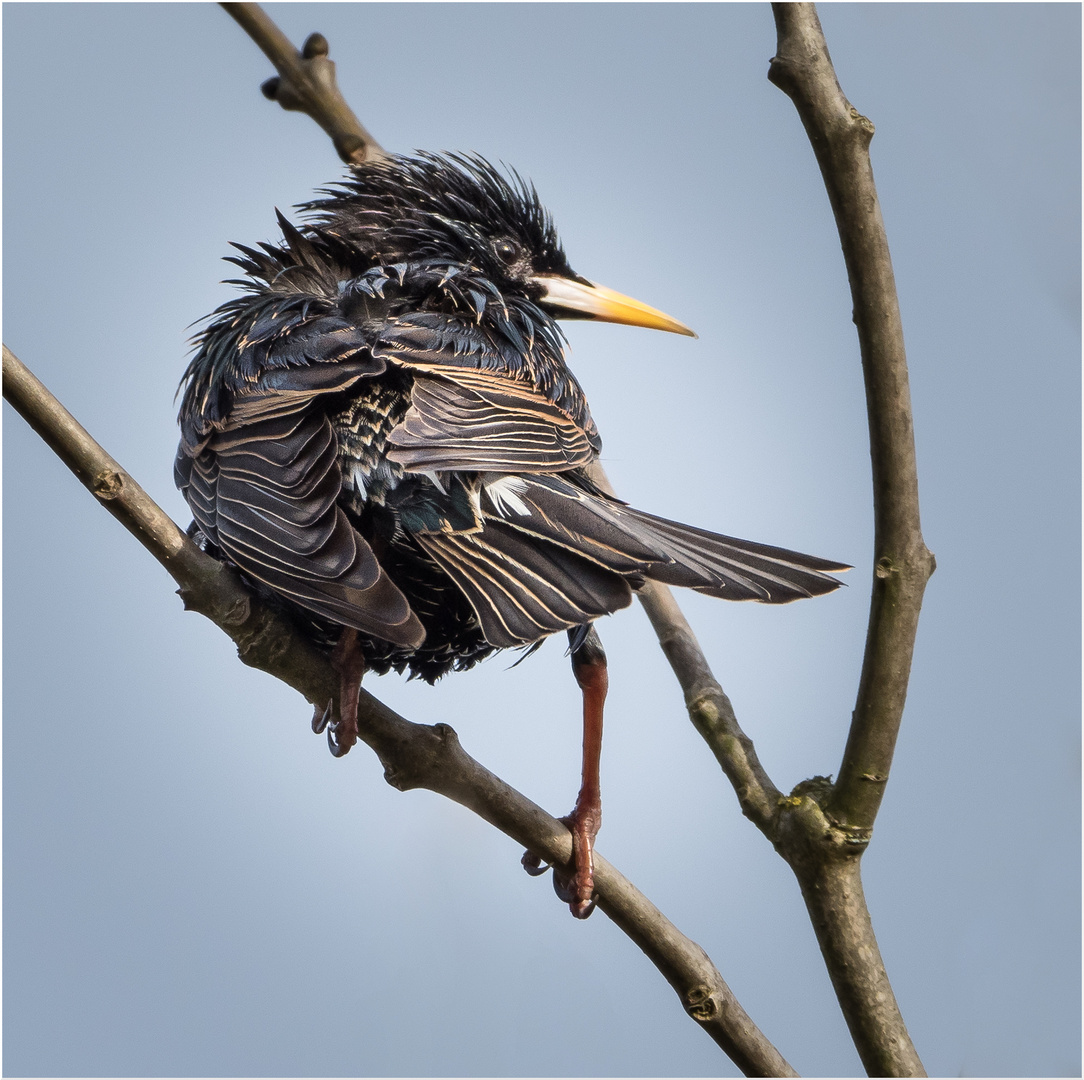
[4,4,1080,1076]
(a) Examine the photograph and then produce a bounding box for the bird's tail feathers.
[478,472,848,605]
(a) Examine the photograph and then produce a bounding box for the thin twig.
[584,463,783,831]
[221,2,384,164]
[2,342,798,1077]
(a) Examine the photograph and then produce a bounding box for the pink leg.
[520,627,609,916]
[561,626,607,918]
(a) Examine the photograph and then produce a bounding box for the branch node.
[92,469,124,500]
[220,595,251,627]
[684,984,720,1022]
[302,31,328,59]
[382,759,413,792]
[337,133,368,162]
[433,722,459,746]
[766,56,797,95]
[849,106,875,143]
[263,72,306,113]
[688,692,721,728]
[778,777,876,855]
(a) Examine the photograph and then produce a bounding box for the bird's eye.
[493,239,519,265]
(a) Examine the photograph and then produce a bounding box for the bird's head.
[305,152,696,338]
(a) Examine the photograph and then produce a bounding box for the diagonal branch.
[3,341,798,1077]
[221,2,384,164]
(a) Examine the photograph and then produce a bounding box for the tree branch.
[584,464,783,833]
[221,2,384,164]
[3,341,798,1077]
[765,5,932,1075]
[768,1,935,836]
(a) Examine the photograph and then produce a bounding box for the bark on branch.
[769,2,935,835]
[2,341,796,1078]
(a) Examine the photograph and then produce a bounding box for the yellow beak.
[532,275,697,338]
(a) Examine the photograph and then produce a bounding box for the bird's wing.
[409,469,847,650]
[385,371,597,473]
[182,406,423,646]
[177,354,424,648]
[412,520,634,648]
[372,310,599,474]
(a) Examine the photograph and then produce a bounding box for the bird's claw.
[312,699,333,735]
[552,868,596,919]
[521,850,550,877]
[326,717,355,758]
[559,810,599,918]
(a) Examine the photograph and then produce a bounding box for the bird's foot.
[558,800,601,919]
[521,800,601,919]
[313,628,365,758]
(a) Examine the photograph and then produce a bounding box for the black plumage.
[175,152,847,914]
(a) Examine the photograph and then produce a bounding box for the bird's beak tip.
[535,275,697,339]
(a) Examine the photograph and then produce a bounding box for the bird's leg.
[559,625,608,919]
[311,627,365,758]
[521,627,609,916]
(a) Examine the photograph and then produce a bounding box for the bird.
[175,151,848,917]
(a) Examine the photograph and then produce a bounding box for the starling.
[175,153,847,916]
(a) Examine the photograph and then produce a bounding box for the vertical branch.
[768,2,935,835]
[767,6,931,1075]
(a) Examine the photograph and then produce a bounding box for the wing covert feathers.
[387,372,597,473]
[414,522,634,648]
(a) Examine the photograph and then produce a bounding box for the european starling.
[175,152,847,916]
